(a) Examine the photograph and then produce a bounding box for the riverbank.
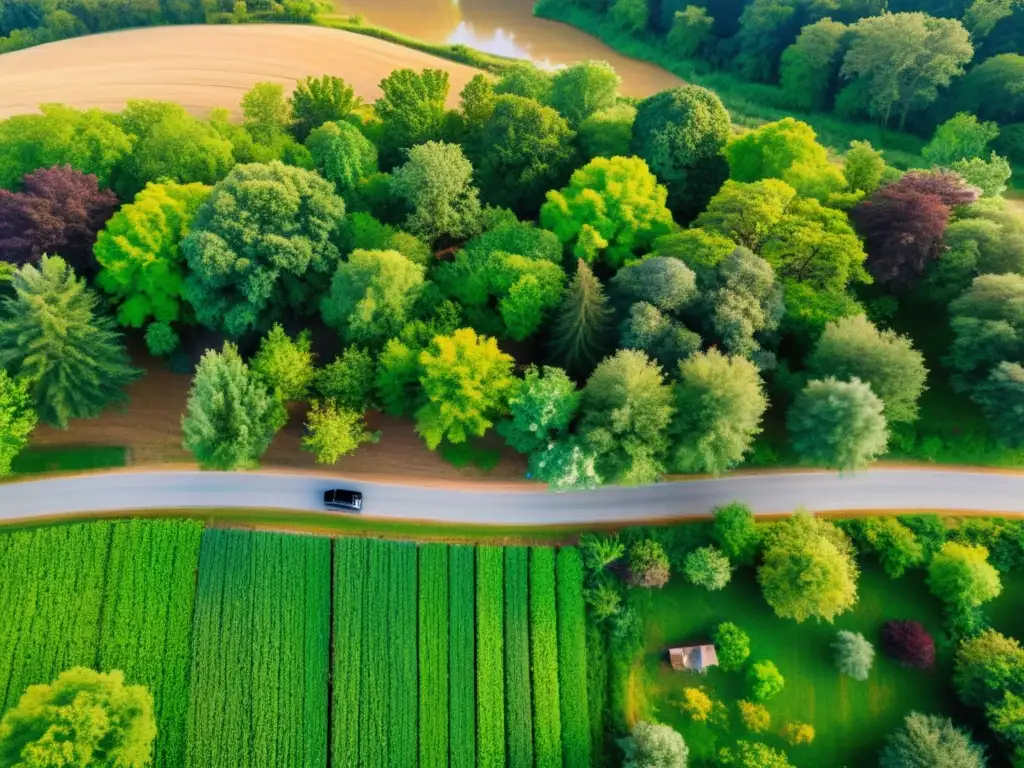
[533,0,927,167]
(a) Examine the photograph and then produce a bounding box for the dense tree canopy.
[0,256,139,428]
[497,365,580,455]
[469,94,577,214]
[550,259,614,375]
[578,103,637,160]
[541,155,674,268]
[780,19,848,111]
[321,249,425,348]
[807,315,928,423]
[927,541,1002,608]
[0,105,132,190]
[0,165,118,273]
[712,502,762,566]
[114,100,234,199]
[94,181,210,328]
[302,399,374,464]
[946,273,1024,389]
[972,361,1024,447]
[250,324,316,402]
[182,161,345,337]
[619,721,689,768]
[548,60,622,126]
[0,668,156,768]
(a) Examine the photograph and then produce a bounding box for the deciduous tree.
[548,60,621,126]
[374,68,451,169]
[746,660,785,701]
[470,94,576,214]
[0,256,139,428]
[843,140,887,195]
[241,82,292,144]
[879,713,986,768]
[713,622,751,671]
[923,112,999,167]
[707,247,784,367]
[306,120,378,200]
[882,620,936,669]
[832,630,874,681]
[322,249,425,348]
[0,370,35,477]
[927,541,1002,609]
[618,302,701,371]
[718,740,794,768]
[528,435,603,490]
[302,399,374,464]
[840,12,974,128]
[497,365,580,455]
[670,349,768,474]
[94,181,210,328]
[627,538,671,588]
[250,324,316,402]
[619,721,688,768]
[667,6,715,58]
[316,346,377,411]
[684,546,733,590]
[182,161,345,337]
[414,328,516,449]
[541,155,674,268]
[579,349,675,485]
[390,141,482,244]
[712,502,761,566]
[0,668,156,768]
[0,165,118,273]
[290,74,361,141]
[780,18,848,111]
[946,273,1024,389]
[758,512,859,622]
[181,342,281,469]
[0,104,131,190]
[788,377,888,470]
[808,315,927,424]
[577,103,636,160]
[630,85,731,220]
[972,361,1024,447]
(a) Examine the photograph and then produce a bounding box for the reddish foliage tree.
[850,170,979,291]
[882,619,936,669]
[0,165,118,274]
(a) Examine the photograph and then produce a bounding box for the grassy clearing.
[9,445,127,475]
[631,566,959,767]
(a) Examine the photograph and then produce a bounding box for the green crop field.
[0,521,592,768]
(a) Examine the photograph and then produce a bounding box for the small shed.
[669,644,719,673]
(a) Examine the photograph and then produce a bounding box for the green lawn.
[9,446,128,476]
[632,567,960,767]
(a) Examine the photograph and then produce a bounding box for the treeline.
[0,0,317,54]
[539,0,1024,150]
[0,61,1021,486]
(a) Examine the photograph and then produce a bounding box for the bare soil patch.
[27,350,527,481]
[0,24,481,119]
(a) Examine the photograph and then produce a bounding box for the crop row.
[449,544,477,768]
[389,541,418,767]
[99,519,203,768]
[419,544,449,768]
[505,546,534,768]
[477,546,506,768]
[557,547,592,768]
[332,538,367,767]
[0,523,111,712]
[185,529,330,768]
[530,546,563,768]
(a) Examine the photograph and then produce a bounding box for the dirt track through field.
[0,25,481,119]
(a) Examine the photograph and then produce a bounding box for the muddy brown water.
[333,0,683,96]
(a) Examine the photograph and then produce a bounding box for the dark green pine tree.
[0,255,140,428]
[549,259,613,376]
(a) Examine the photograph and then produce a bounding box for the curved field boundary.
[0,24,481,119]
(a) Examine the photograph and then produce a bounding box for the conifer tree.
[549,259,613,376]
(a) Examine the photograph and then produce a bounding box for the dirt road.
[0,24,482,119]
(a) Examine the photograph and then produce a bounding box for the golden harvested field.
[0,24,481,119]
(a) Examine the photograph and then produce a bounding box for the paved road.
[2,468,1024,525]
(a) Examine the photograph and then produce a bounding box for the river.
[332,0,682,97]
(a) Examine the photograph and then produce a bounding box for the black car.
[323,489,363,512]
